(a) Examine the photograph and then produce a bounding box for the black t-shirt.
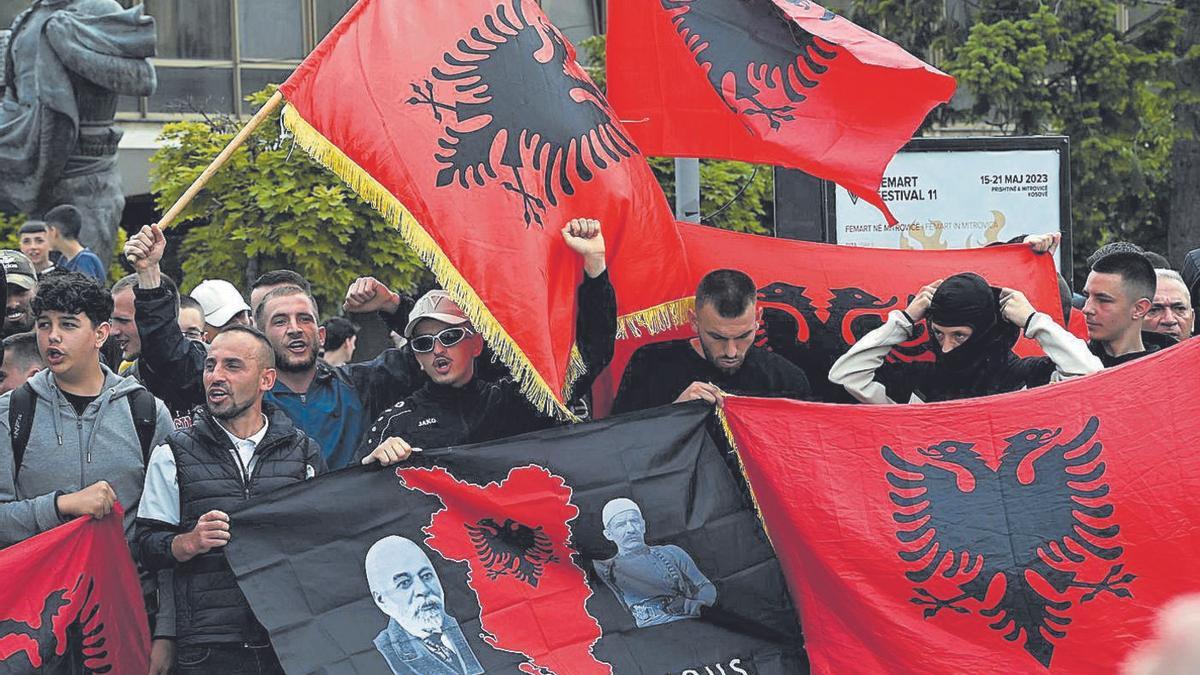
[1088,331,1171,368]
[611,339,811,415]
[61,390,98,416]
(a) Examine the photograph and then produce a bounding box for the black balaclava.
[926,273,1002,370]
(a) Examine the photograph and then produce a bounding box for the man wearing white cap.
[592,497,717,629]
[190,279,252,343]
[360,218,616,464]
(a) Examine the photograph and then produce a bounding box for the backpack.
[9,383,158,480]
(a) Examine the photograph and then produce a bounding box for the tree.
[1167,0,1200,266]
[148,87,427,316]
[853,0,1184,285]
[579,35,772,235]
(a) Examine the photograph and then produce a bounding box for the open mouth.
[207,388,229,405]
[44,347,66,364]
[6,310,23,322]
[432,356,452,374]
[286,339,308,355]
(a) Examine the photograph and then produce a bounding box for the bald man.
[365,536,483,675]
[591,498,717,629]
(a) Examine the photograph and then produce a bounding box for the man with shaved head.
[136,326,405,673]
[365,535,483,675]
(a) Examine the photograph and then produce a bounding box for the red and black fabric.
[0,505,149,673]
[225,404,804,674]
[720,340,1200,673]
[593,223,1065,415]
[280,0,692,419]
[608,0,956,223]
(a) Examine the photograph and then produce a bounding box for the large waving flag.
[0,506,149,673]
[720,341,1200,672]
[281,0,691,417]
[608,0,956,223]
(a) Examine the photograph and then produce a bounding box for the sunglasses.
[410,326,473,353]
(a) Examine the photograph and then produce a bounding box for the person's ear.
[688,306,698,333]
[318,325,326,346]
[1132,298,1153,320]
[468,333,483,359]
[24,366,40,379]
[95,321,110,347]
[260,367,277,392]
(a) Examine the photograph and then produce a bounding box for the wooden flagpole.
[155,90,285,229]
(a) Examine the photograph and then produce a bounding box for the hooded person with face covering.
[829,272,1104,404]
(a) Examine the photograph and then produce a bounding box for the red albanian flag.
[0,504,149,673]
[592,223,1064,415]
[720,341,1200,673]
[608,0,957,223]
[281,0,691,418]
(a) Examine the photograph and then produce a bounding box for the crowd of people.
[0,210,1196,673]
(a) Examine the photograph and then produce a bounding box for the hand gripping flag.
[608,0,957,223]
[720,341,1200,673]
[280,0,692,418]
[592,223,1065,414]
[225,404,806,674]
[0,505,150,673]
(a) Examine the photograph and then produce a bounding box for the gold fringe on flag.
[615,296,695,341]
[715,402,776,544]
[282,103,588,421]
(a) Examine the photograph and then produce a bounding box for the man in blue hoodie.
[125,224,422,469]
[0,270,178,672]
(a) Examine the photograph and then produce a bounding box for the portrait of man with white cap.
[592,497,717,629]
[364,535,483,675]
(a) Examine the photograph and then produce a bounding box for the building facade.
[0,0,605,221]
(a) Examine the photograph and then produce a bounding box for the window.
[539,0,603,46]
[112,0,358,118]
[105,0,605,119]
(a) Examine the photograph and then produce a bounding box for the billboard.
[828,136,1072,278]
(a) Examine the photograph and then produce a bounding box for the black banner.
[225,403,803,674]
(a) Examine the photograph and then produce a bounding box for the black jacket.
[611,340,811,415]
[134,405,326,647]
[134,285,424,458]
[360,271,617,453]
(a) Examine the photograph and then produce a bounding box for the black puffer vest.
[168,405,323,647]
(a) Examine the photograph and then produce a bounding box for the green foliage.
[148,87,426,317]
[0,212,26,250]
[881,0,1186,285]
[579,35,771,234]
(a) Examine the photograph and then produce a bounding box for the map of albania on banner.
[225,404,804,674]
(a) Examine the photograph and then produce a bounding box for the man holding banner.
[612,269,810,414]
[362,218,615,460]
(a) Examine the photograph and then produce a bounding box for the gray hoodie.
[0,365,174,546]
[0,364,177,637]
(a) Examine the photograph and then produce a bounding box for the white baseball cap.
[403,290,471,338]
[191,279,251,328]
